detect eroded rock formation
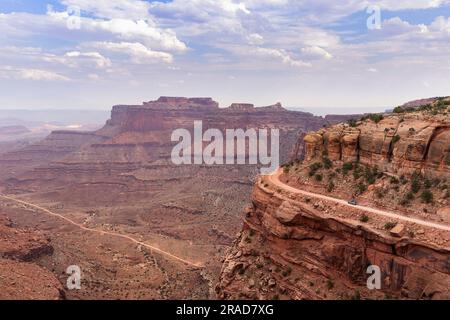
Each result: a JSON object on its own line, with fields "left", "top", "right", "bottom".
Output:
{"left": 303, "top": 105, "right": 450, "bottom": 178}
{"left": 216, "top": 179, "right": 450, "bottom": 300}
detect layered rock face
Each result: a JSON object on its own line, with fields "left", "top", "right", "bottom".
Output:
{"left": 303, "top": 109, "right": 450, "bottom": 178}
{"left": 216, "top": 180, "right": 450, "bottom": 300}
{"left": 0, "top": 215, "right": 63, "bottom": 300}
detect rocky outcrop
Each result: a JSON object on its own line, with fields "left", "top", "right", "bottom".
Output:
{"left": 216, "top": 180, "right": 450, "bottom": 300}
{"left": 303, "top": 108, "right": 450, "bottom": 178}
{"left": 0, "top": 216, "right": 63, "bottom": 300}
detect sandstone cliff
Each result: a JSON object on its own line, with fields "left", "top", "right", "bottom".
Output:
{"left": 216, "top": 173, "right": 450, "bottom": 300}
{"left": 303, "top": 99, "right": 450, "bottom": 178}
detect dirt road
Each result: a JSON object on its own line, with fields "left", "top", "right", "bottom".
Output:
{"left": 0, "top": 194, "right": 203, "bottom": 267}
{"left": 267, "top": 169, "right": 450, "bottom": 232}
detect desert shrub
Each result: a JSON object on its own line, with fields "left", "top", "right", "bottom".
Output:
{"left": 411, "top": 173, "right": 421, "bottom": 193}
{"left": 360, "top": 215, "right": 369, "bottom": 223}
{"left": 364, "top": 166, "right": 377, "bottom": 184}
{"left": 357, "top": 182, "right": 367, "bottom": 194}
{"left": 322, "top": 157, "right": 333, "bottom": 169}
{"left": 327, "top": 181, "right": 335, "bottom": 192}
{"left": 326, "top": 280, "right": 334, "bottom": 290}
{"left": 347, "top": 119, "right": 357, "bottom": 127}
{"left": 309, "top": 162, "right": 323, "bottom": 176}
{"left": 400, "top": 175, "right": 408, "bottom": 185}
{"left": 421, "top": 190, "right": 433, "bottom": 204}
{"left": 390, "top": 177, "right": 399, "bottom": 184}
{"left": 393, "top": 106, "right": 404, "bottom": 113}
{"left": 315, "top": 174, "right": 323, "bottom": 182}
{"left": 362, "top": 114, "right": 384, "bottom": 123}
{"left": 384, "top": 222, "right": 397, "bottom": 230}
{"left": 392, "top": 135, "right": 401, "bottom": 144}
{"left": 342, "top": 162, "right": 354, "bottom": 175}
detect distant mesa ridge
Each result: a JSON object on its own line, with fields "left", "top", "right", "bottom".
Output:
{"left": 113, "top": 97, "right": 289, "bottom": 112}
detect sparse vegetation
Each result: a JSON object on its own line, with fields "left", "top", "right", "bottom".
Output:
{"left": 411, "top": 173, "right": 421, "bottom": 194}
{"left": 322, "top": 157, "right": 333, "bottom": 169}
{"left": 392, "top": 135, "right": 401, "bottom": 144}
{"left": 342, "top": 162, "right": 354, "bottom": 175}
{"left": 326, "top": 279, "right": 334, "bottom": 290}
{"left": 360, "top": 215, "right": 369, "bottom": 223}
{"left": 356, "top": 182, "right": 367, "bottom": 194}
{"left": 361, "top": 114, "right": 384, "bottom": 124}
{"left": 327, "top": 181, "right": 335, "bottom": 193}
{"left": 390, "top": 177, "right": 399, "bottom": 184}
{"left": 420, "top": 190, "right": 433, "bottom": 204}
{"left": 315, "top": 174, "right": 323, "bottom": 182}
{"left": 384, "top": 222, "right": 397, "bottom": 230}
{"left": 309, "top": 162, "right": 323, "bottom": 177}
{"left": 347, "top": 119, "right": 357, "bottom": 127}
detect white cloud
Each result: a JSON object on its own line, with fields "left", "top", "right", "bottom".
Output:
{"left": 65, "top": 51, "right": 112, "bottom": 68}
{"left": 90, "top": 41, "right": 173, "bottom": 63}
{"left": 0, "top": 66, "right": 70, "bottom": 81}
{"left": 60, "top": 0, "right": 151, "bottom": 19}
{"left": 255, "top": 47, "right": 311, "bottom": 68}
{"left": 301, "top": 46, "right": 333, "bottom": 60}
{"left": 45, "top": 7, "right": 187, "bottom": 52}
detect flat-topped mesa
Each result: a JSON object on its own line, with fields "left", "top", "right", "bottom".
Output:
{"left": 303, "top": 99, "right": 450, "bottom": 178}
{"left": 144, "top": 96, "right": 219, "bottom": 109}
{"left": 227, "top": 103, "right": 255, "bottom": 111}
{"left": 226, "top": 102, "right": 287, "bottom": 112}
{"left": 259, "top": 102, "right": 286, "bottom": 111}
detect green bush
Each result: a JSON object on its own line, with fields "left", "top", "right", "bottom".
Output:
{"left": 411, "top": 173, "right": 421, "bottom": 193}
{"left": 420, "top": 190, "right": 433, "bottom": 204}
{"left": 362, "top": 114, "right": 384, "bottom": 124}
{"left": 393, "top": 106, "right": 404, "bottom": 113}
{"left": 384, "top": 222, "right": 397, "bottom": 230}
{"left": 360, "top": 215, "right": 369, "bottom": 223}
{"left": 390, "top": 177, "right": 399, "bottom": 184}
{"left": 347, "top": 119, "right": 357, "bottom": 127}
{"left": 342, "top": 162, "right": 354, "bottom": 175}
{"left": 357, "top": 182, "right": 367, "bottom": 194}
{"left": 326, "top": 280, "right": 334, "bottom": 290}
{"left": 309, "top": 162, "right": 323, "bottom": 177}
{"left": 327, "top": 181, "right": 335, "bottom": 192}
{"left": 322, "top": 157, "right": 333, "bottom": 169}
{"left": 392, "top": 135, "right": 401, "bottom": 144}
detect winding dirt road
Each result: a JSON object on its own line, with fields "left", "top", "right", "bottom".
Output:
{"left": 0, "top": 194, "right": 203, "bottom": 268}
{"left": 268, "top": 169, "right": 450, "bottom": 232}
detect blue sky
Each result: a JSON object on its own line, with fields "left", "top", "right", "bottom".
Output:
{"left": 0, "top": 0, "right": 449, "bottom": 114}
